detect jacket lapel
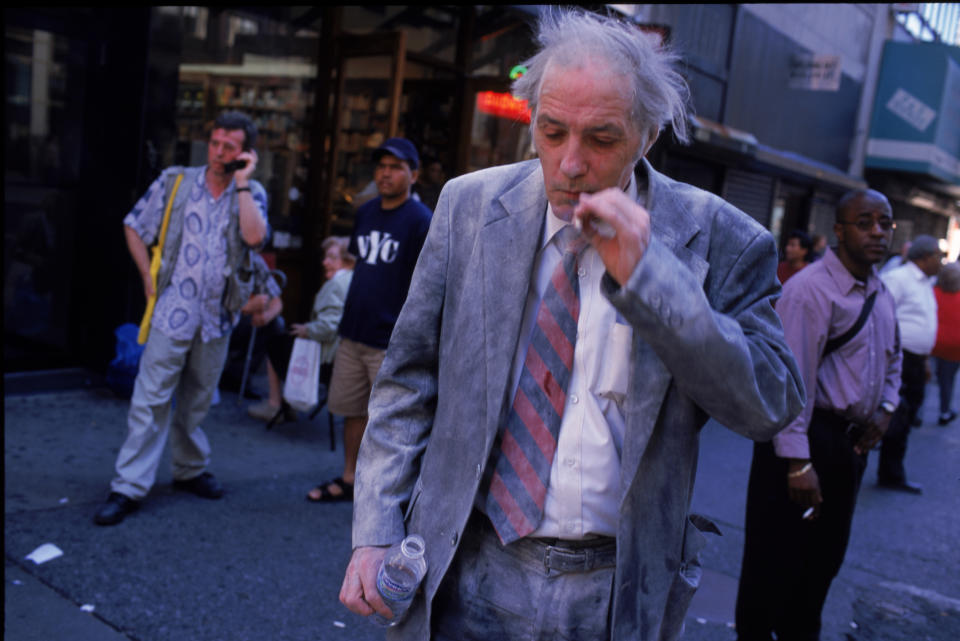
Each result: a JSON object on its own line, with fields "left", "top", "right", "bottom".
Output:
{"left": 481, "top": 163, "right": 547, "bottom": 444}
{"left": 620, "top": 160, "right": 708, "bottom": 496}
{"left": 643, "top": 159, "right": 707, "bottom": 285}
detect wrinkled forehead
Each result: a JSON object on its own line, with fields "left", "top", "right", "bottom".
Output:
{"left": 538, "top": 55, "right": 643, "bottom": 138}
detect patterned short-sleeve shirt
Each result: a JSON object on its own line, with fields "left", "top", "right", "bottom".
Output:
{"left": 124, "top": 166, "right": 268, "bottom": 342}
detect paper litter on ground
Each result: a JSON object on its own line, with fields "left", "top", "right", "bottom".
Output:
{"left": 25, "top": 543, "right": 63, "bottom": 564}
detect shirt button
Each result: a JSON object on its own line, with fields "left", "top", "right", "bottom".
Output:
{"left": 564, "top": 457, "right": 576, "bottom": 468}
{"left": 578, "top": 267, "right": 587, "bottom": 277}
{"left": 570, "top": 394, "right": 579, "bottom": 404}
{"left": 450, "top": 531, "right": 458, "bottom": 546}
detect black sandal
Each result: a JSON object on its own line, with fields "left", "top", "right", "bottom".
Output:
{"left": 306, "top": 477, "right": 354, "bottom": 503}
{"left": 266, "top": 402, "right": 297, "bottom": 431}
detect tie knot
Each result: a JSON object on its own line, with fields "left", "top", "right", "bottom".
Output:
{"left": 557, "top": 225, "right": 588, "bottom": 256}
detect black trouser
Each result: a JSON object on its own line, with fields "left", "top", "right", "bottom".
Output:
{"left": 735, "top": 409, "right": 867, "bottom": 641}
{"left": 220, "top": 315, "right": 286, "bottom": 391}
{"left": 878, "top": 350, "right": 926, "bottom": 483}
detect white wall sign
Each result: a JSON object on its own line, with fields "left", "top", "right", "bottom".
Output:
{"left": 885, "top": 88, "right": 937, "bottom": 132}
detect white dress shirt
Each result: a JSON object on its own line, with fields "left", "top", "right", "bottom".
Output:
{"left": 881, "top": 260, "right": 937, "bottom": 355}
{"left": 503, "top": 176, "right": 639, "bottom": 540}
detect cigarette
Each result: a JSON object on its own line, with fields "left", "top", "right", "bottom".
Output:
{"left": 802, "top": 507, "right": 815, "bottom": 520}
{"left": 590, "top": 218, "right": 617, "bottom": 239}
{"left": 574, "top": 215, "right": 616, "bottom": 239}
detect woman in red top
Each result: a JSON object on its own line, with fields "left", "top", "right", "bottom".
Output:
{"left": 777, "top": 230, "right": 813, "bottom": 284}
{"left": 932, "top": 261, "right": 960, "bottom": 426}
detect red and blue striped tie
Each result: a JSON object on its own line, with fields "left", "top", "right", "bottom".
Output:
{"left": 483, "top": 226, "right": 587, "bottom": 544}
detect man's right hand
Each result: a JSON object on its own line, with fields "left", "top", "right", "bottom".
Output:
{"left": 786, "top": 459, "right": 822, "bottom": 520}
{"left": 339, "top": 545, "right": 392, "bottom": 619}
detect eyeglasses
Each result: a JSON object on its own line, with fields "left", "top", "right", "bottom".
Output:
{"left": 839, "top": 218, "right": 896, "bottom": 232}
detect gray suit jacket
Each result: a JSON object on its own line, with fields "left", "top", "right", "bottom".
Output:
{"left": 353, "top": 159, "right": 805, "bottom": 640}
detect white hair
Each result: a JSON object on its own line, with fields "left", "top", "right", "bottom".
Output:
{"left": 512, "top": 8, "right": 691, "bottom": 144}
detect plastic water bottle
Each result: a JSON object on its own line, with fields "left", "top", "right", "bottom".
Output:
{"left": 373, "top": 534, "right": 427, "bottom": 627}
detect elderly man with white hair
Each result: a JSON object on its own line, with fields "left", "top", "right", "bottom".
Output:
{"left": 338, "top": 8, "right": 804, "bottom": 640}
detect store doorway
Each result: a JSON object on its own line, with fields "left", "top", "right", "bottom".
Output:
{"left": 324, "top": 31, "right": 406, "bottom": 235}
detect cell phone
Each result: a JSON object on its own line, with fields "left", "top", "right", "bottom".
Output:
{"left": 224, "top": 159, "right": 248, "bottom": 172}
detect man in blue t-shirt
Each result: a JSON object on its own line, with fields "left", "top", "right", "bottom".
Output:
{"left": 312, "top": 137, "right": 432, "bottom": 502}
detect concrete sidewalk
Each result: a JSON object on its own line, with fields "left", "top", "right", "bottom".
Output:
{"left": 5, "top": 371, "right": 960, "bottom": 640}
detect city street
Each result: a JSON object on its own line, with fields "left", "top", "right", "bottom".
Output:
{"left": 5, "top": 369, "right": 959, "bottom": 641}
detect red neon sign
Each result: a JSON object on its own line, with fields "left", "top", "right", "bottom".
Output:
{"left": 476, "top": 91, "right": 531, "bottom": 124}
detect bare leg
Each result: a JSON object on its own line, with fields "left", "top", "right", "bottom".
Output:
{"left": 307, "top": 414, "right": 366, "bottom": 501}
{"left": 266, "top": 360, "right": 282, "bottom": 407}
{"left": 341, "top": 415, "right": 368, "bottom": 485}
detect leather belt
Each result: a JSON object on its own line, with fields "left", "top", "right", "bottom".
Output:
{"left": 514, "top": 535, "right": 616, "bottom": 573}
{"left": 471, "top": 509, "right": 617, "bottom": 573}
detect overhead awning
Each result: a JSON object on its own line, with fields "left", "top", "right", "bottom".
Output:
{"left": 686, "top": 115, "right": 866, "bottom": 191}
{"left": 754, "top": 145, "right": 867, "bottom": 191}
{"left": 689, "top": 115, "right": 757, "bottom": 155}
{"left": 865, "top": 41, "right": 960, "bottom": 187}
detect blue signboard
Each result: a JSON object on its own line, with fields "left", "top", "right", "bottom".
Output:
{"left": 865, "top": 41, "right": 960, "bottom": 186}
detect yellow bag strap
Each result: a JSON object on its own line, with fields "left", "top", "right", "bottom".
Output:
{"left": 138, "top": 173, "right": 184, "bottom": 344}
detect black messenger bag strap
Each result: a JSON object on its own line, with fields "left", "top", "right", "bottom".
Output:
{"left": 823, "top": 290, "right": 878, "bottom": 358}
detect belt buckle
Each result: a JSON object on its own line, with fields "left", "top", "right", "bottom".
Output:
{"left": 544, "top": 545, "right": 569, "bottom": 571}
{"left": 543, "top": 545, "right": 589, "bottom": 573}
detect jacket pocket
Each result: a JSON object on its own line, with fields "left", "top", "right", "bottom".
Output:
{"left": 659, "top": 514, "right": 721, "bottom": 640}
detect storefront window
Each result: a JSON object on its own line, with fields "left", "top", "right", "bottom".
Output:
{"left": 4, "top": 25, "right": 86, "bottom": 357}
{"left": 469, "top": 92, "right": 533, "bottom": 173}
{"left": 466, "top": 8, "right": 536, "bottom": 173}
{"left": 160, "top": 7, "right": 320, "bottom": 251}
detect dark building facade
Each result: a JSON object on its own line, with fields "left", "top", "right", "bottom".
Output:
{"left": 6, "top": 5, "right": 957, "bottom": 380}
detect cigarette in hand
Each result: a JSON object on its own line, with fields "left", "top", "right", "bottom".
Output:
{"left": 574, "top": 215, "right": 616, "bottom": 239}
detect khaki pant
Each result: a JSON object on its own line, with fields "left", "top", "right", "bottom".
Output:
{"left": 110, "top": 328, "right": 230, "bottom": 500}
{"left": 326, "top": 337, "right": 386, "bottom": 417}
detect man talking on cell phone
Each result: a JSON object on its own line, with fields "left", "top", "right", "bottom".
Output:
{"left": 94, "top": 110, "right": 269, "bottom": 526}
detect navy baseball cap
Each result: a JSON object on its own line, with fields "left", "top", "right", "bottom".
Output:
{"left": 373, "top": 137, "right": 419, "bottom": 170}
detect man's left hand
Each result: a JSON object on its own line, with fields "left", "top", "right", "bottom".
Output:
{"left": 854, "top": 408, "right": 892, "bottom": 455}
{"left": 234, "top": 149, "right": 258, "bottom": 184}
{"left": 573, "top": 189, "right": 651, "bottom": 286}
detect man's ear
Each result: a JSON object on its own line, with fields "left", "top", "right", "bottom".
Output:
{"left": 833, "top": 223, "right": 845, "bottom": 246}
{"left": 642, "top": 127, "right": 660, "bottom": 157}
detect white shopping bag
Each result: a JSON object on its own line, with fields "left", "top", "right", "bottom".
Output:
{"left": 283, "top": 338, "right": 321, "bottom": 413}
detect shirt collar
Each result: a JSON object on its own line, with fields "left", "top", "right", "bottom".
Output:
{"left": 822, "top": 247, "right": 880, "bottom": 295}
{"left": 543, "top": 172, "right": 638, "bottom": 249}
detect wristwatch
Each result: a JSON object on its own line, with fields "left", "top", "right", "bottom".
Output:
{"left": 880, "top": 400, "right": 897, "bottom": 414}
